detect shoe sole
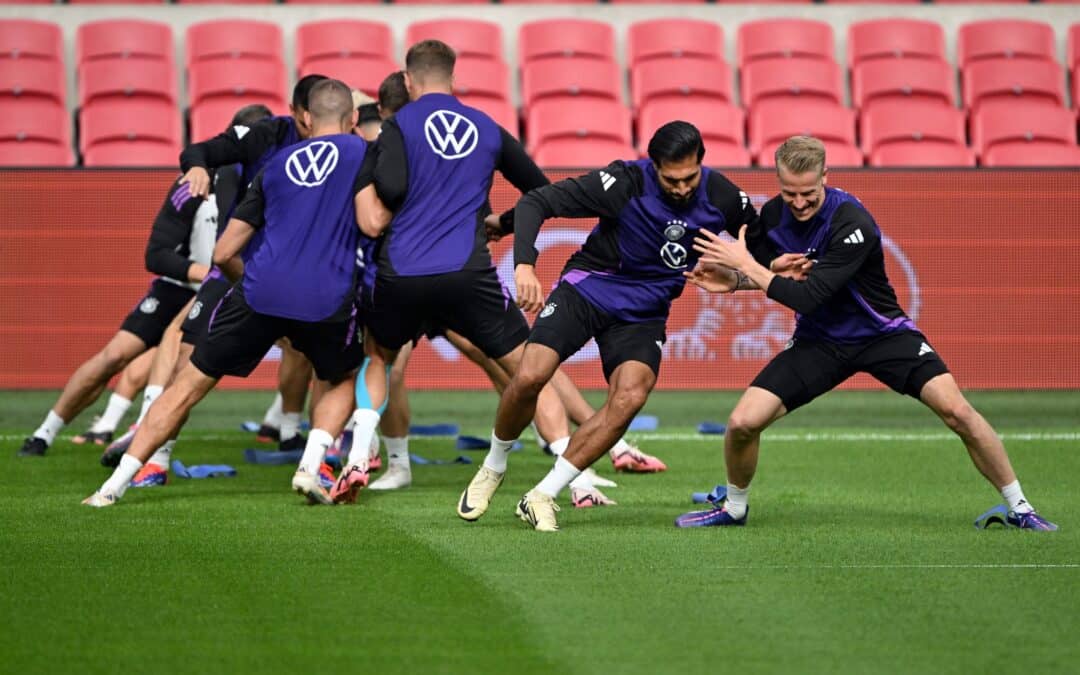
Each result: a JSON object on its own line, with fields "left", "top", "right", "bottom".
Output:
{"left": 331, "top": 474, "right": 368, "bottom": 504}
{"left": 515, "top": 502, "right": 557, "bottom": 532}
{"left": 293, "top": 481, "right": 333, "bottom": 506}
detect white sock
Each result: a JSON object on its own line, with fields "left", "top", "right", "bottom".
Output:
{"left": 102, "top": 454, "right": 143, "bottom": 498}
{"left": 91, "top": 394, "right": 131, "bottom": 433}
{"left": 33, "top": 410, "right": 66, "bottom": 446}
{"left": 279, "top": 411, "right": 301, "bottom": 442}
{"left": 724, "top": 484, "right": 750, "bottom": 519}
{"left": 1001, "top": 480, "right": 1034, "bottom": 514}
{"left": 347, "top": 409, "right": 381, "bottom": 469}
{"left": 263, "top": 392, "right": 284, "bottom": 426}
{"left": 536, "top": 456, "right": 581, "bottom": 499}
{"left": 483, "top": 431, "right": 516, "bottom": 473}
{"left": 383, "top": 436, "right": 410, "bottom": 471}
{"left": 137, "top": 385, "right": 164, "bottom": 424}
{"left": 548, "top": 436, "right": 570, "bottom": 457}
{"left": 299, "top": 429, "right": 334, "bottom": 475}
{"left": 610, "top": 437, "right": 631, "bottom": 456}
{"left": 147, "top": 440, "right": 175, "bottom": 468}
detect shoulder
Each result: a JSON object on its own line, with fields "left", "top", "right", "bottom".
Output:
{"left": 704, "top": 170, "right": 749, "bottom": 209}
{"left": 758, "top": 195, "right": 786, "bottom": 226}
{"left": 831, "top": 196, "right": 877, "bottom": 233}
{"left": 572, "top": 160, "right": 643, "bottom": 203}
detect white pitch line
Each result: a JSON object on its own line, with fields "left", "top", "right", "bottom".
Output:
{"left": 703, "top": 564, "right": 1079, "bottom": 570}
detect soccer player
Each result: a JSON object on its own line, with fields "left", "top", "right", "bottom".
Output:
{"left": 84, "top": 79, "right": 371, "bottom": 507}
{"left": 675, "top": 135, "right": 1057, "bottom": 531}
{"left": 455, "top": 121, "right": 758, "bottom": 531}
{"left": 71, "top": 348, "right": 153, "bottom": 445}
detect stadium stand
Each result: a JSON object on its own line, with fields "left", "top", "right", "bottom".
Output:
{"left": 452, "top": 57, "right": 511, "bottom": 103}
{"left": 631, "top": 58, "right": 733, "bottom": 111}
{"left": 78, "top": 58, "right": 176, "bottom": 107}
{"left": 627, "top": 19, "right": 723, "bottom": 66}
{"left": 957, "top": 19, "right": 1056, "bottom": 67}
{"left": 851, "top": 58, "right": 956, "bottom": 111}
{"left": 519, "top": 19, "right": 615, "bottom": 65}
{"left": 526, "top": 98, "right": 632, "bottom": 155}
{"left": 186, "top": 19, "right": 283, "bottom": 67}
{"left": 295, "top": 20, "right": 394, "bottom": 68}
{"left": 982, "top": 143, "right": 1080, "bottom": 167}
{"left": 79, "top": 99, "right": 181, "bottom": 162}
{"left": 859, "top": 99, "right": 967, "bottom": 155}
{"left": 869, "top": 142, "right": 976, "bottom": 167}
{"left": 749, "top": 98, "right": 859, "bottom": 163}
{"left": 459, "top": 96, "right": 518, "bottom": 136}
{"left": 76, "top": 20, "right": 173, "bottom": 65}
{"left": 522, "top": 58, "right": 621, "bottom": 110}
{"left": 0, "top": 98, "right": 73, "bottom": 167}
{"left": 740, "top": 57, "right": 844, "bottom": 108}
{"left": 533, "top": 139, "right": 638, "bottom": 169}
{"left": 847, "top": 19, "right": 946, "bottom": 65}
{"left": 406, "top": 19, "right": 502, "bottom": 61}
{"left": 637, "top": 99, "right": 748, "bottom": 166}
{"left": 0, "top": 58, "right": 65, "bottom": 105}
{"left": 969, "top": 99, "right": 1077, "bottom": 157}
{"left": 0, "top": 19, "right": 62, "bottom": 62}
{"left": 737, "top": 19, "right": 835, "bottom": 66}
{"left": 298, "top": 56, "right": 399, "bottom": 97}
{"left": 961, "top": 59, "right": 1066, "bottom": 112}
{"left": 188, "top": 58, "right": 286, "bottom": 108}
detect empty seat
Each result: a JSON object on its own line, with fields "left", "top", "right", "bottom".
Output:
{"left": 453, "top": 58, "right": 510, "bottom": 102}
{"left": 970, "top": 100, "right": 1076, "bottom": 156}
{"left": 406, "top": 20, "right": 502, "bottom": 62}
{"left": 740, "top": 57, "right": 843, "bottom": 108}
{"left": 1, "top": 99, "right": 70, "bottom": 148}
{"left": 297, "top": 57, "right": 399, "bottom": 98}
{"left": 0, "top": 59, "right": 65, "bottom": 104}
{"left": 870, "top": 142, "right": 976, "bottom": 167}
{"left": 519, "top": 19, "right": 615, "bottom": 66}
{"left": 286, "top": 0, "right": 382, "bottom": 4}
{"left": 852, "top": 59, "right": 954, "bottom": 111}
{"left": 501, "top": 0, "right": 594, "bottom": 4}
{"left": 522, "top": 58, "right": 621, "bottom": 110}
{"left": 78, "top": 59, "right": 176, "bottom": 107}
{"left": 68, "top": 0, "right": 163, "bottom": 4}
{"left": 178, "top": 0, "right": 273, "bottom": 3}
{"left": 0, "top": 141, "right": 73, "bottom": 166}
{"left": 188, "top": 58, "right": 286, "bottom": 108}
{"left": 458, "top": 96, "right": 518, "bottom": 136}
{"left": 534, "top": 139, "right": 637, "bottom": 169}
{"left": 631, "top": 58, "right": 732, "bottom": 110}
{"left": 1069, "top": 23, "right": 1080, "bottom": 73}
{"left": 981, "top": 143, "right": 1080, "bottom": 167}
{"left": 76, "top": 20, "right": 172, "bottom": 65}
{"left": 83, "top": 141, "right": 180, "bottom": 167}
{"left": 186, "top": 20, "right": 283, "bottom": 68}
{"left": 79, "top": 98, "right": 180, "bottom": 155}
{"left": 296, "top": 20, "right": 393, "bottom": 69}
{"left": 0, "top": 19, "right": 62, "bottom": 61}
{"left": 637, "top": 99, "right": 748, "bottom": 166}
{"left": 847, "top": 19, "right": 946, "bottom": 67}
{"left": 190, "top": 99, "right": 281, "bottom": 143}
{"left": 525, "top": 98, "right": 631, "bottom": 154}
{"left": 757, "top": 141, "right": 863, "bottom": 167}
{"left": 957, "top": 20, "right": 1056, "bottom": 68}
{"left": 610, "top": 0, "right": 709, "bottom": 4}
{"left": 859, "top": 100, "right": 966, "bottom": 154}
{"left": 627, "top": 19, "right": 723, "bottom": 66}
{"left": 748, "top": 98, "right": 856, "bottom": 158}
{"left": 962, "top": 59, "right": 1065, "bottom": 112}
{"left": 737, "top": 19, "right": 834, "bottom": 66}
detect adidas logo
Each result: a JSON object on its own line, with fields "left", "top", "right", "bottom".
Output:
{"left": 655, "top": 340, "right": 663, "bottom": 350}
{"left": 918, "top": 342, "right": 933, "bottom": 356}
{"left": 599, "top": 171, "right": 616, "bottom": 192}
{"left": 843, "top": 229, "right": 865, "bottom": 245}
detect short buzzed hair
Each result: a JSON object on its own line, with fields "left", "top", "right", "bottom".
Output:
{"left": 378, "top": 71, "right": 409, "bottom": 116}
{"left": 307, "top": 79, "right": 355, "bottom": 126}
{"left": 405, "top": 40, "right": 456, "bottom": 83}
{"left": 775, "top": 136, "right": 826, "bottom": 176}
{"left": 293, "top": 74, "right": 328, "bottom": 110}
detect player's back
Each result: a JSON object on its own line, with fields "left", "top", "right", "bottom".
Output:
{"left": 382, "top": 93, "right": 502, "bottom": 277}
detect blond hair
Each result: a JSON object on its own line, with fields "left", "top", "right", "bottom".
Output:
{"left": 775, "top": 136, "right": 826, "bottom": 176}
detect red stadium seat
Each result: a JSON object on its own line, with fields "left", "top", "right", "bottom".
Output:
{"left": 1, "top": 99, "right": 70, "bottom": 147}
{"left": 970, "top": 100, "right": 1076, "bottom": 156}
{"left": 186, "top": 20, "right": 283, "bottom": 68}
{"left": 83, "top": 141, "right": 180, "bottom": 167}
{"left": 847, "top": 19, "right": 946, "bottom": 67}
{"left": 79, "top": 98, "right": 181, "bottom": 155}
{"left": 76, "top": 20, "right": 172, "bottom": 65}
{"left": 631, "top": 58, "right": 733, "bottom": 110}
{"left": 78, "top": 58, "right": 177, "bottom": 107}
{"left": 406, "top": 20, "right": 502, "bottom": 62}
{"left": 519, "top": 19, "right": 615, "bottom": 66}
{"left": 534, "top": 139, "right": 637, "bottom": 169}
{"left": 501, "top": 0, "right": 593, "bottom": 4}
{"left": 870, "top": 142, "right": 976, "bottom": 167}
{"left": 957, "top": 20, "right": 1056, "bottom": 68}
{"left": 297, "top": 57, "right": 399, "bottom": 99}
{"left": 525, "top": 98, "right": 631, "bottom": 154}
{"left": 1069, "top": 23, "right": 1080, "bottom": 73}
{"left": 522, "top": 58, "right": 621, "bottom": 110}
{"left": 180, "top": 0, "right": 272, "bottom": 3}
{"left": 610, "top": 0, "right": 708, "bottom": 4}
{"left": 458, "top": 96, "right": 518, "bottom": 136}
{"left": 981, "top": 142, "right": 1080, "bottom": 167}
{"left": 189, "top": 98, "right": 283, "bottom": 143}
{"left": 756, "top": 140, "right": 863, "bottom": 167}
{"left": 0, "top": 0, "right": 54, "bottom": 4}
{"left": 0, "top": 141, "right": 73, "bottom": 166}
{"left": 737, "top": 19, "right": 834, "bottom": 67}
{"left": 748, "top": 98, "right": 856, "bottom": 158}
{"left": 962, "top": 59, "right": 1065, "bottom": 113}
{"left": 637, "top": 99, "right": 748, "bottom": 166}
{"left": 627, "top": 19, "right": 723, "bottom": 66}
{"left": 396, "top": 0, "right": 490, "bottom": 4}
{"left": 296, "top": 21, "right": 393, "bottom": 69}
{"left": 0, "top": 58, "right": 65, "bottom": 104}
{"left": 0, "top": 19, "right": 63, "bottom": 61}
{"left": 828, "top": 0, "right": 921, "bottom": 4}
{"left": 851, "top": 59, "right": 955, "bottom": 111}
{"left": 68, "top": 0, "right": 163, "bottom": 4}
{"left": 740, "top": 57, "right": 843, "bottom": 108}
{"left": 188, "top": 58, "right": 287, "bottom": 108}
{"left": 453, "top": 58, "right": 510, "bottom": 103}
{"left": 286, "top": 0, "right": 382, "bottom": 4}
{"left": 858, "top": 100, "right": 966, "bottom": 154}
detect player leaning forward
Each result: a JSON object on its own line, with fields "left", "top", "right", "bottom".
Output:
{"left": 675, "top": 135, "right": 1056, "bottom": 531}
{"left": 84, "top": 80, "right": 371, "bottom": 507}
{"left": 458, "top": 121, "right": 760, "bottom": 531}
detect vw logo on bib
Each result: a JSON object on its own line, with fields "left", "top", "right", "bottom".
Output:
{"left": 660, "top": 242, "right": 688, "bottom": 269}
{"left": 424, "top": 110, "right": 479, "bottom": 160}
{"left": 285, "top": 141, "right": 339, "bottom": 187}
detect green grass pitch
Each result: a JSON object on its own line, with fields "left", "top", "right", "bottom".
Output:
{"left": 1, "top": 389, "right": 1077, "bottom": 674}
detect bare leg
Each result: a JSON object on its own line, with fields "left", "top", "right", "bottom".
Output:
{"left": 549, "top": 368, "right": 596, "bottom": 427}
{"left": 724, "top": 386, "right": 787, "bottom": 489}
{"left": 52, "top": 330, "right": 147, "bottom": 422}
{"left": 562, "top": 362, "right": 656, "bottom": 471}
{"left": 380, "top": 341, "right": 412, "bottom": 438}
{"left": 310, "top": 377, "right": 354, "bottom": 440}
{"left": 445, "top": 329, "right": 510, "bottom": 393}
{"left": 126, "top": 363, "right": 219, "bottom": 465}
{"left": 147, "top": 303, "right": 189, "bottom": 389}
{"left": 115, "top": 348, "right": 154, "bottom": 401}
{"left": 492, "top": 343, "right": 562, "bottom": 441}
{"left": 278, "top": 341, "right": 312, "bottom": 417}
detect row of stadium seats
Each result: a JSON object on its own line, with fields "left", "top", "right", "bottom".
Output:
{"left": 3, "top": 17, "right": 1079, "bottom": 166}
{"left": 3, "top": 0, "right": 1079, "bottom": 4}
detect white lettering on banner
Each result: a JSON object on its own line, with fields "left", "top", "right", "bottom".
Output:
{"left": 285, "top": 142, "right": 339, "bottom": 187}
{"left": 424, "top": 110, "right": 479, "bottom": 160}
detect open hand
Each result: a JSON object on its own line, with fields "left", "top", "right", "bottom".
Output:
{"left": 179, "top": 167, "right": 211, "bottom": 198}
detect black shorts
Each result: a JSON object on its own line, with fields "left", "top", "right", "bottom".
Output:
{"left": 528, "top": 282, "right": 666, "bottom": 381}
{"left": 119, "top": 279, "right": 196, "bottom": 348}
{"left": 367, "top": 269, "right": 528, "bottom": 359}
{"left": 191, "top": 285, "right": 363, "bottom": 383}
{"left": 751, "top": 330, "right": 950, "bottom": 412}
{"left": 180, "top": 276, "right": 232, "bottom": 345}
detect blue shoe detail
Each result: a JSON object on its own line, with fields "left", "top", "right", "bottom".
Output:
{"left": 1006, "top": 511, "right": 1058, "bottom": 531}
{"left": 674, "top": 504, "right": 747, "bottom": 528}
{"left": 131, "top": 468, "right": 167, "bottom": 488}
{"left": 974, "top": 504, "right": 1009, "bottom": 529}
{"left": 691, "top": 484, "right": 728, "bottom": 505}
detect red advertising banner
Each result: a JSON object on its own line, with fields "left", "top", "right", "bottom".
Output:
{"left": 1, "top": 169, "right": 1077, "bottom": 390}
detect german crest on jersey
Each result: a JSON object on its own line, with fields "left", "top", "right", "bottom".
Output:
{"left": 664, "top": 219, "right": 687, "bottom": 242}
